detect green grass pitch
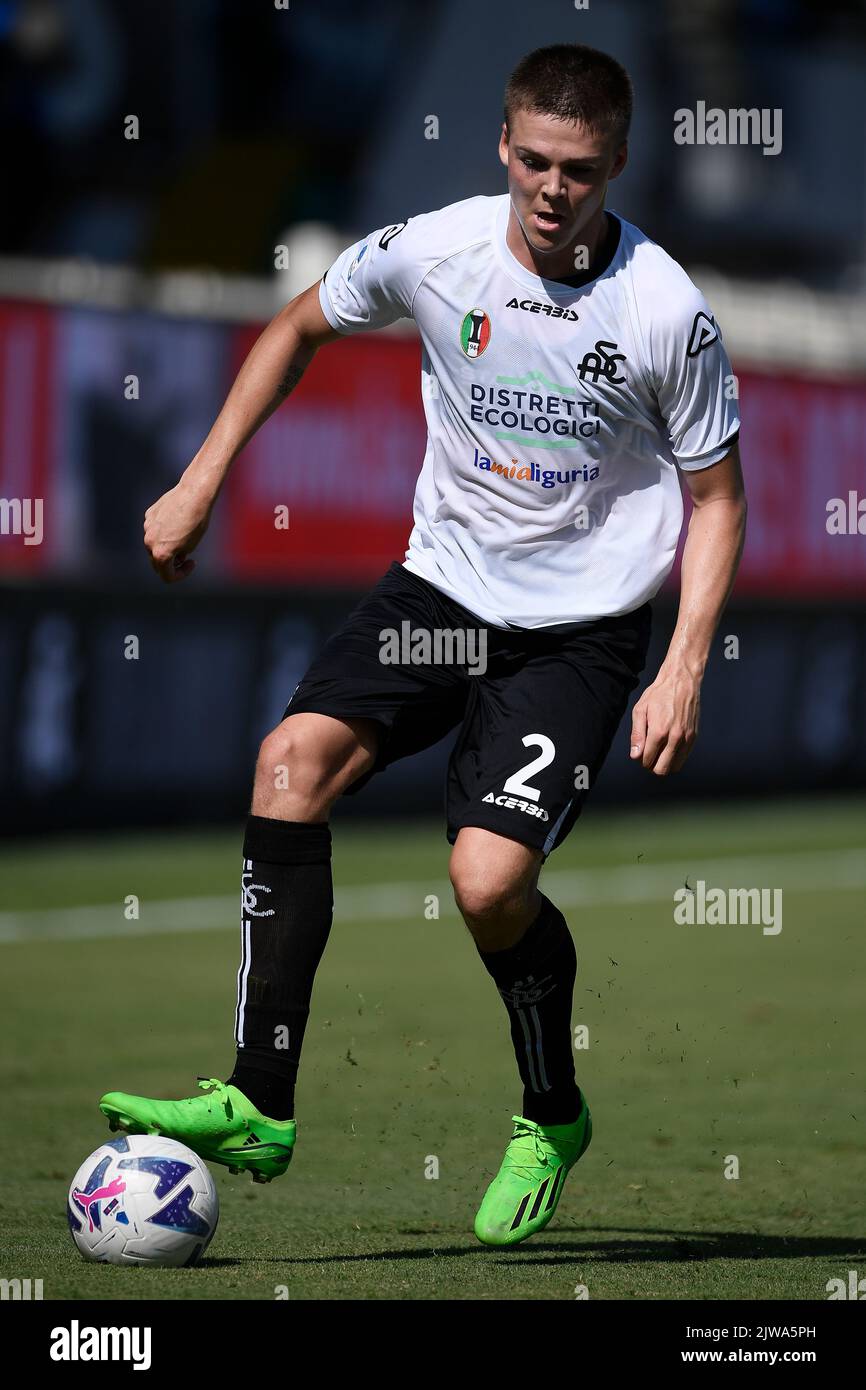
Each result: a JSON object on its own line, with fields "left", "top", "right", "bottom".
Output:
{"left": 1, "top": 797, "right": 864, "bottom": 1300}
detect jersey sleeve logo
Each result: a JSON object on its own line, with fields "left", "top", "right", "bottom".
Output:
{"left": 378, "top": 222, "right": 407, "bottom": 250}
{"left": 687, "top": 311, "right": 719, "bottom": 356}
{"left": 347, "top": 244, "right": 367, "bottom": 281}
{"left": 460, "top": 308, "right": 492, "bottom": 358}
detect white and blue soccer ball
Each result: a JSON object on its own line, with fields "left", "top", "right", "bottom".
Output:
{"left": 67, "top": 1134, "right": 219, "bottom": 1266}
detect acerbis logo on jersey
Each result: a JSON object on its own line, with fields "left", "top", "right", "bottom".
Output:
{"left": 482, "top": 791, "right": 549, "bottom": 822}
{"left": 349, "top": 221, "right": 406, "bottom": 283}
{"left": 378, "top": 222, "right": 407, "bottom": 250}
{"left": 506, "top": 297, "right": 579, "bottom": 323}
{"left": 460, "top": 308, "right": 491, "bottom": 358}
{"left": 687, "top": 311, "right": 719, "bottom": 356}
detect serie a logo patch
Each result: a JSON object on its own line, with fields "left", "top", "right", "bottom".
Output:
{"left": 460, "top": 308, "right": 491, "bottom": 358}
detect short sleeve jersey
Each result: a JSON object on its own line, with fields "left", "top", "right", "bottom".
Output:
{"left": 318, "top": 194, "right": 740, "bottom": 629}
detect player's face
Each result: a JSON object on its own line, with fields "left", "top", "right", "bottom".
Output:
{"left": 499, "top": 109, "right": 626, "bottom": 260}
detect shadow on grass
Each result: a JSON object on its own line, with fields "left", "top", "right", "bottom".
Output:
{"left": 255, "top": 1227, "right": 866, "bottom": 1266}
{"left": 491, "top": 1227, "right": 866, "bottom": 1266}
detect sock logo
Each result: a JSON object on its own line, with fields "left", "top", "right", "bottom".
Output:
{"left": 242, "top": 870, "right": 275, "bottom": 918}
{"left": 498, "top": 972, "right": 555, "bottom": 1007}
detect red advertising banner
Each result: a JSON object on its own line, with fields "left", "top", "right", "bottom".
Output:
{"left": 222, "top": 329, "right": 426, "bottom": 582}
{"left": 732, "top": 368, "right": 866, "bottom": 596}
{"left": 0, "top": 303, "right": 56, "bottom": 573}
{"left": 0, "top": 302, "right": 863, "bottom": 597}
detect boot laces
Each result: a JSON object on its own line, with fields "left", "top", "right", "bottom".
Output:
{"left": 503, "top": 1119, "right": 552, "bottom": 1180}
{"left": 193, "top": 1076, "right": 233, "bottom": 1117}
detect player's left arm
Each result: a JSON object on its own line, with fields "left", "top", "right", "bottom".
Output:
{"left": 629, "top": 441, "right": 747, "bottom": 776}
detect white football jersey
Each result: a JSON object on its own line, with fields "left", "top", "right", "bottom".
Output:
{"left": 318, "top": 194, "right": 740, "bottom": 629}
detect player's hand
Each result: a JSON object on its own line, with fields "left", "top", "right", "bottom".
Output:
{"left": 629, "top": 662, "right": 701, "bottom": 776}
{"left": 143, "top": 481, "right": 212, "bottom": 584}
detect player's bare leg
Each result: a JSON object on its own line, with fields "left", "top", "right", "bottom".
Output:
{"left": 449, "top": 825, "right": 543, "bottom": 950}
{"left": 252, "top": 712, "right": 379, "bottom": 822}
{"left": 451, "top": 826, "right": 592, "bottom": 1245}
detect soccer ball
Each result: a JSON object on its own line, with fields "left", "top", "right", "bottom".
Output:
{"left": 67, "top": 1134, "right": 219, "bottom": 1266}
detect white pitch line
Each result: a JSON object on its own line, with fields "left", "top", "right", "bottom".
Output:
{"left": 0, "top": 847, "right": 863, "bottom": 944}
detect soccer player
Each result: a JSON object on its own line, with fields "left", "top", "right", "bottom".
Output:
{"left": 101, "top": 44, "right": 746, "bottom": 1247}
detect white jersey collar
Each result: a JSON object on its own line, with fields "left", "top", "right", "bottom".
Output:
{"left": 492, "top": 194, "right": 624, "bottom": 299}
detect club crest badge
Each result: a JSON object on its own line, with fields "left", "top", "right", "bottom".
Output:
{"left": 460, "top": 308, "right": 491, "bottom": 358}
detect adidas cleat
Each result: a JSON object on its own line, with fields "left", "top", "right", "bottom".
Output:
{"left": 99, "top": 1077, "right": 295, "bottom": 1183}
{"left": 474, "top": 1096, "right": 592, "bottom": 1247}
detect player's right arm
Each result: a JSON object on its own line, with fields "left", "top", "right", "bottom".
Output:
{"left": 143, "top": 281, "right": 341, "bottom": 583}
{"left": 145, "top": 214, "right": 423, "bottom": 582}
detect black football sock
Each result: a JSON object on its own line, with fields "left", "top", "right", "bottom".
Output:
{"left": 476, "top": 893, "right": 581, "bottom": 1126}
{"left": 226, "top": 1064, "right": 296, "bottom": 1123}
{"left": 226, "top": 814, "right": 333, "bottom": 1121}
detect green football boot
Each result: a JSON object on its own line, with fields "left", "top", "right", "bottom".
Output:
{"left": 474, "top": 1096, "right": 592, "bottom": 1247}
{"left": 98, "top": 1077, "right": 295, "bottom": 1183}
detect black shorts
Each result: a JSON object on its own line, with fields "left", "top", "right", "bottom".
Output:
{"left": 285, "top": 562, "right": 652, "bottom": 857}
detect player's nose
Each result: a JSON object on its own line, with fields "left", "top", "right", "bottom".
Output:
{"left": 541, "top": 171, "right": 566, "bottom": 199}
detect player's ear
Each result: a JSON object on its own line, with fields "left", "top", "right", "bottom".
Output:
{"left": 498, "top": 122, "right": 510, "bottom": 168}
{"left": 608, "top": 141, "right": 628, "bottom": 180}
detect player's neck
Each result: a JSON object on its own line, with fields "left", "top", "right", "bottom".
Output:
{"left": 506, "top": 204, "right": 611, "bottom": 284}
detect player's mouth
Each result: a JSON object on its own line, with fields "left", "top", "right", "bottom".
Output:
{"left": 533, "top": 209, "right": 567, "bottom": 234}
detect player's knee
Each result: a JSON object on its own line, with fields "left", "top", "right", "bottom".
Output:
{"left": 449, "top": 861, "right": 527, "bottom": 925}
{"left": 253, "top": 714, "right": 376, "bottom": 814}
{"left": 254, "top": 718, "right": 333, "bottom": 808}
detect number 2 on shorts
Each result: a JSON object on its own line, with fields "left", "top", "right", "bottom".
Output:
{"left": 502, "top": 734, "right": 555, "bottom": 802}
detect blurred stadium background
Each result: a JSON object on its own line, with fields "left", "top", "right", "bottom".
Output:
{"left": 0, "top": 0, "right": 864, "bottom": 836}
{"left": 1, "top": 0, "right": 866, "bottom": 834}
{"left": 1, "top": 0, "right": 865, "bottom": 1302}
